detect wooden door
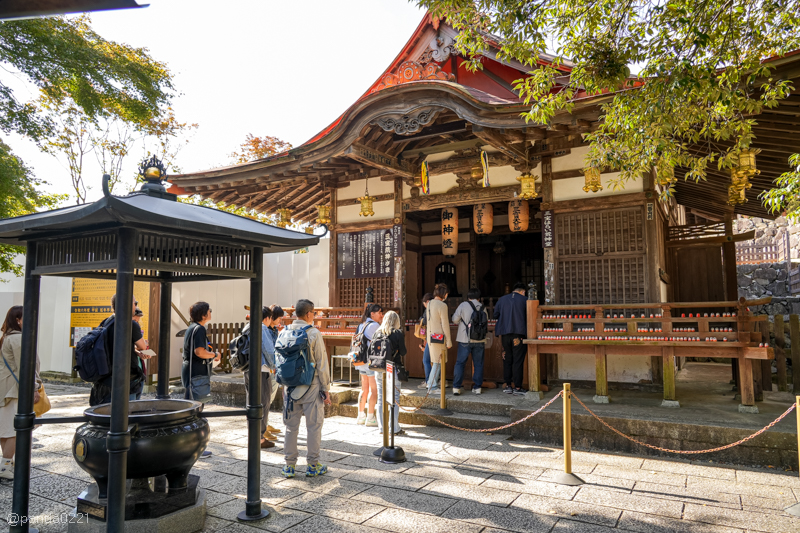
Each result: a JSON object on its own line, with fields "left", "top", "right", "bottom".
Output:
{"left": 671, "top": 246, "right": 725, "bottom": 303}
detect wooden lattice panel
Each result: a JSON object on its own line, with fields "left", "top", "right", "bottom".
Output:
{"left": 338, "top": 277, "right": 394, "bottom": 308}
{"left": 555, "top": 207, "right": 647, "bottom": 305}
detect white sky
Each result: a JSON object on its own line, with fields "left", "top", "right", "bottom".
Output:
{"left": 6, "top": 0, "right": 426, "bottom": 202}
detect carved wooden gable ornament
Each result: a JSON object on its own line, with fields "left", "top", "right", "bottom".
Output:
{"left": 372, "top": 60, "right": 455, "bottom": 93}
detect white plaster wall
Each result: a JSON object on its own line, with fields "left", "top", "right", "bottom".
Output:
{"left": 558, "top": 354, "right": 652, "bottom": 383}
{"left": 337, "top": 202, "right": 394, "bottom": 224}
{"left": 337, "top": 178, "right": 395, "bottom": 200}
{"left": 552, "top": 145, "right": 591, "bottom": 172}
{"left": 553, "top": 173, "right": 643, "bottom": 202}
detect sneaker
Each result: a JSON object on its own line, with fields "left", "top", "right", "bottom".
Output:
{"left": 260, "top": 438, "right": 275, "bottom": 449}
{"left": 306, "top": 463, "right": 328, "bottom": 477}
{"left": 365, "top": 414, "right": 378, "bottom": 427}
{"left": 267, "top": 425, "right": 281, "bottom": 434}
{"left": 513, "top": 388, "right": 527, "bottom": 396}
{"left": 263, "top": 431, "right": 278, "bottom": 441}
{"left": 393, "top": 429, "right": 405, "bottom": 436}
{"left": 452, "top": 388, "right": 462, "bottom": 396}
{"left": 0, "top": 459, "right": 12, "bottom": 480}
{"left": 503, "top": 385, "right": 513, "bottom": 394}
{"left": 356, "top": 412, "right": 367, "bottom": 425}
{"left": 472, "top": 387, "right": 482, "bottom": 395}
{"left": 417, "top": 381, "right": 429, "bottom": 389}
{"left": 281, "top": 465, "right": 296, "bottom": 478}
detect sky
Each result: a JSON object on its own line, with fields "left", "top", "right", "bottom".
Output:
{"left": 6, "top": 0, "right": 426, "bottom": 202}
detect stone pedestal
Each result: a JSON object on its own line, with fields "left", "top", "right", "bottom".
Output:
{"left": 525, "top": 391, "right": 544, "bottom": 401}
{"left": 738, "top": 404, "right": 759, "bottom": 414}
{"left": 661, "top": 400, "right": 680, "bottom": 408}
{"left": 593, "top": 395, "right": 610, "bottom": 404}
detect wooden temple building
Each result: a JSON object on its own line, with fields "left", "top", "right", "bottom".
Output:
{"left": 168, "top": 14, "right": 800, "bottom": 409}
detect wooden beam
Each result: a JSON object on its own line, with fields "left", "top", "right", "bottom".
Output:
{"left": 342, "top": 143, "right": 414, "bottom": 178}
{"left": 399, "top": 139, "right": 483, "bottom": 159}
{"left": 391, "top": 121, "right": 468, "bottom": 142}
{"left": 472, "top": 125, "right": 527, "bottom": 162}
{"left": 336, "top": 193, "right": 394, "bottom": 207}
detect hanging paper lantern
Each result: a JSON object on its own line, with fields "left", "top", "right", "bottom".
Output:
{"left": 583, "top": 167, "right": 602, "bottom": 193}
{"left": 276, "top": 208, "right": 292, "bottom": 228}
{"left": 516, "top": 172, "right": 538, "bottom": 200}
{"left": 442, "top": 207, "right": 458, "bottom": 257}
{"left": 480, "top": 150, "right": 490, "bottom": 187}
{"left": 421, "top": 161, "right": 431, "bottom": 195}
{"left": 473, "top": 203, "right": 494, "bottom": 234}
{"left": 508, "top": 199, "right": 529, "bottom": 232}
{"left": 315, "top": 204, "right": 331, "bottom": 225}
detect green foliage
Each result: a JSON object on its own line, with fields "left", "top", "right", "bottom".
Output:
{"left": 419, "top": 0, "right": 800, "bottom": 203}
{"left": 762, "top": 154, "right": 800, "bottom": 222}
{"left": 0, "top": 141, "right": 65, "bottom": 276}
{"left": 178, "top": 195, "right": 277, "bottom": 225}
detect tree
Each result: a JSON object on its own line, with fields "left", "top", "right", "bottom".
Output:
{"left": 230, "top": 134, "right": 292, "bottom": 164}
{"left": 0, "top": 141, "right": 64, "bottom": 276}
{"left": 419, "top": 0, "right": 800, "bottom": 203}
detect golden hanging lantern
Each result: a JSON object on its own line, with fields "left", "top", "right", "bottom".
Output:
{"left": 728, "top": 183, "right": 747, "bottom": 205}
{"left": 358, "top": 178, "right": 376, "bottom": 217}
{"left": 516, "top": 172, "right": 539, "bottom": 200}
{"left": 305, "top": 226, "right": 315, "bottom": 235}
{"left": 582, "top": 166, "right": 603, "bottom": 193}
{"left": 276, "top": 208, "right": 292, "bottom": 228}
{"left": 315, "top": 204, "right": 331, "bottom": 225}
{"left": 471, "top": 165, "right": 483, "bottom": 181}
{"left": 473, "top": 203, "right": 494, "bottom": 234}
{"left": 412, "top": 174, "right": 422, "bottom": 188}
{"left": 737, "top": 148, "right": 761, "bottom": 176}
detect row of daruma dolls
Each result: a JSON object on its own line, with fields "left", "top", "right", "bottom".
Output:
{"left": 441, "top": 200, "right": 530, "bottom": 256}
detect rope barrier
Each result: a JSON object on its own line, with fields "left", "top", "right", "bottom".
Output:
{"left": 571, "top": 393, "right": 797, "bottom": 454}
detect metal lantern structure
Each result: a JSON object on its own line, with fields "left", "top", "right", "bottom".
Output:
{"left": 728, "top": 170, "right": 751, "bottom": 206}
{"left": 517, "top": 172, "right": 539, "bottom": 200}
{"left": 737, "top": 148, "right": 761, "bottom": 175}
{"left": 442, "top": 207, "right": 458, "bottom": 257}
{"left": 471, "top": 165, "right": 483, "bottom": 184}
{"left": 473, "top": 203, "right": 493, "bottom": 234}
{"left": 508, "top": 199, "right": 530, "bottom": 232}
{"left": 315, "top": 203, "right": 331, "bottom": 225}
{"left": 276, "top": 208, "right": 293, "bottom": 228}
{"left": 358, "top": 179, "right": 376, "bottom": 217}
{"left": 583, "top": 166, "right": 603, "bottom": 193}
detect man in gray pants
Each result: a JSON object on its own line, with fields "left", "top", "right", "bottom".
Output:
{"left": 242, "top": 306, "right": 276, "bottom": 449}
{"left": 280, "top": 299, "right": 331, "bottom": 478}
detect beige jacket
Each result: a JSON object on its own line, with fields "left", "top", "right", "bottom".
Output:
{"left": 285, "top": 320, "right": 331, "bottom": 393}
{"left": 0, "top": 331, "right": 41, "bottom": 401}
{"left": 425, "top": 298, "right": 452, "bottom": 364}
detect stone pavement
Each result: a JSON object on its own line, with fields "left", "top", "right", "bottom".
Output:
{"left": 1, "top": 384, "right": 800, "bottom": 533}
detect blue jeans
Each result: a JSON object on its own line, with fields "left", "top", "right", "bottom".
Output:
{"left": 453, "top": 342, "right": 485, "bottom": 390}
{"left": 376, "top": 373, "right": 401, "bottom": 433}
{"left": 422, "top": 344, "right": 431, "bottom": 382}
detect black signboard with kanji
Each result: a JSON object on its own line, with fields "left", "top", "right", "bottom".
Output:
{"left": 542, "top": 210, "right": 555, "bottom": 248}
{"left": 338, "top": 226, "right": 402, "bottom": 279}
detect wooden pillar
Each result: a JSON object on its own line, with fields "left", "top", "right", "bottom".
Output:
{"left": 394, "top": 177, "right": 405, "bottom": 321}
{"left": 644, "top": 173, "right": 663, "bottom": 385}
{"left": 146, "top": 282, "right": 160, "bottom": 388}
{"left": 791, "top": 315, "right": 800, "bottom": 391}
{"left": 662, "top": 346, "right": 678, "bottom": 406}
{"left": 759, "top": 320, "right": 772, "bottom": 392}
{"left": 723, "top": 215, "right": 739, "bottom": 391}
{"left": 738, "top": 348, "right": 757, "bottom": 412}
{"left": 526, "top": 299, "right": 542, "bottom": 399}
{"left": 594, "top": 345, "right": 608, "bottom": 403}
{"left": 328, "top": 187, "right": 338, "bottom": 307}
{"left": 776, "top": 315, "right": 788, "bottom": 392}
{"left": 752, "top": 358, "right": 763, "bottom": 402}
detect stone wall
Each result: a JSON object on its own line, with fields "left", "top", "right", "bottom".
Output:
{"left": 737, "top": 261, "right": 794, "bottom": 299}
{"left": 734, "top": 215, "right": 800, "bottom": 258}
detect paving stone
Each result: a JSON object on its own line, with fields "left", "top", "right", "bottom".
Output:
{"left": 214, "top": 477, "right": 304, "bottom": 506}
{"left": 735, "top": 469, "right": 800, "bottom": 488}
{"left": 632, "top": 481, "right": 741, "bottom": 509}
{"left": 537, "top": 469, "right": 635, "bottom": 493}
{"left": 510, "top": 454, "right": 595, "bottom": 474}
{"left": 363, "top": 507, "right": 483, "bottom": 533}
{"left": 574, "top": 486, "right": 684, "bottom": 518}
{"left": 342, "top": 469, "right": 433, "bottom": 491}
{"left": 283, "top": 514, "right": 385, "bottom": 533}
{"left": 403, "top": 463, "right": 493, "bottom": 485}
{"left": 482, "top": 473, "right": 581, "bottom": 500}
{"left": 420, "top": 479, "right": 520, "bottom": 507}
{"left": 550, "top": 518, "right": 619, "bottom": 533}
{"left": 281, "top": 492, "right": 386, "bottom": 524}
{"left": 29, "top": 474, "right": 91, "bottom": 506}
{"left": 512, "top": 493, "right": 621, "bottom": 527}
{"left": 336, "top": 454, "right": 413, "bottom": 472}
{"left": 199, "top": 516, "right": 235, "bottom": 532}
{"left": 687, "top": 477, "right": 795, "bottom": 500}
{"left": 441, "top": 499, "right": 558, "bottom": 533}
{"left": 572, "top": 450, "right": 645, "bottom": 469}
{"left": 640, "top": 459, "right": 736, "bottom": 481}
{"left": 683, "top": 503, "right": 800, "bottom": 533}
{"left": 208, "top": 499, "right": 313, "bottom": 531}
{"left": 592, "top": 465, "right": 686, "bottom": 487}
{"left": 352, "top": 486, "right": 457, "bottom": 516}
{"left": 204, "top": 489, "right": 237, "bottom": 508}
{"left": 276, "top": 477, "right": 371, "bottom": 499}
{"left": 617, "top": 510, "right": 744, "bottom": 533}
{"left": 740, "top": 489, "right": 797, "bottom": 511}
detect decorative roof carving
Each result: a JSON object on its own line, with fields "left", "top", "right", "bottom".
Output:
{"left": 370, "top": 107, "right": 441, "bottom": 136}
{"left": 373, "top": 61, "right": 455, "bottom": 93}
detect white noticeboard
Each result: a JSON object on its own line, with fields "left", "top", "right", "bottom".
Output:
{"left": 386, "top": 362, "right": 395, "bottom": 405}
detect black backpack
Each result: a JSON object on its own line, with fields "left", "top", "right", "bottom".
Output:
{"left": 349, "top": 321, "right": 372, "bottom": 367}
{"left": 228, "top": 327, "right": 251, "bottom": 372}
{"left": 74, "top": 317, "right": 114, "bottom": 383}
{"left": 465, "top": 302, "right": 488, "bottom": 341}
{"left": 368, "top": 331, "right": 394, "bottom": 372}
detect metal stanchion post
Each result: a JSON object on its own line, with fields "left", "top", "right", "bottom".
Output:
{"left": 434, "top": 351, "right": 453, "bottom": 416}
{"left": 785, "top": 396, "right": 800, "bottom": 516}
{"left": 373, "top": 372, "right": 389, "bottom": 456}
{"left": 553, "top": 383, "right": 584, "bottom": 486}
{"left": 380, "top": 362, "right": 406, "bottom": 464}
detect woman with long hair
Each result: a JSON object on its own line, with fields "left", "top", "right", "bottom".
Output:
{"left": 0, "top": 306, "right": 41, "bottom": 480}
{"left": 355, "top": 303, "right": 382, "bottom": 426}
{"left": 373, "top": 310, "right": 406, "bottom": 435}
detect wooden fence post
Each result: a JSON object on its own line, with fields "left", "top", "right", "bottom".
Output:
{"left": 759, "top": 321, "right": 772, "bottom": 393}
{"left": 776, "top": 315, "right": 788, "bottom": 392}
{"left": 791, "top": 315, "right": 800, "bottom": 391}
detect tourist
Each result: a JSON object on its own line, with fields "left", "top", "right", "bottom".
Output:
{"left": 89, "top": 295, "right": 150, "bottom": 406}
{"left": 494, "top": 282, "right": 528, "bottom": 395}
{"left": 417, "top": 293, "right": 434, "bottom": 389}
{"left": 242, "top": 306, "right": 276, "bottom": 449}
{"left": 280, "top": 299, "right": 331, "bottom": 478}
{"left": 373, "top": 310, "right": 406, "bottom": 435}
{"left": 0, "top": 306, "right": 41, "bottom": 480}
{"left": 182, "top": 302, "right": 220, "bottom": 402}
{"left": 451, "top": 288, "right": 488, "bottom": 395}
{"left": 132, "top": 307, "right": 148, "bottom": 400}
{"left": 426, "top": 283, "right": 452, "bottom": 392}
{"left": 264, "top": 304, "right": 284, "bottom": 438}
{"left": 355, "top": 303, "right": 382, "bottom": 426}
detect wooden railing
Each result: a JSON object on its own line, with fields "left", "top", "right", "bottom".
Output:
{"left": 736, "top": 233, "right": 790, "bottom": 265}
{"left": 790, "top": 266, "right": 800, "bottom": 296}
{"left": 206, "top": 322, "right": 245, "bottom": 373}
